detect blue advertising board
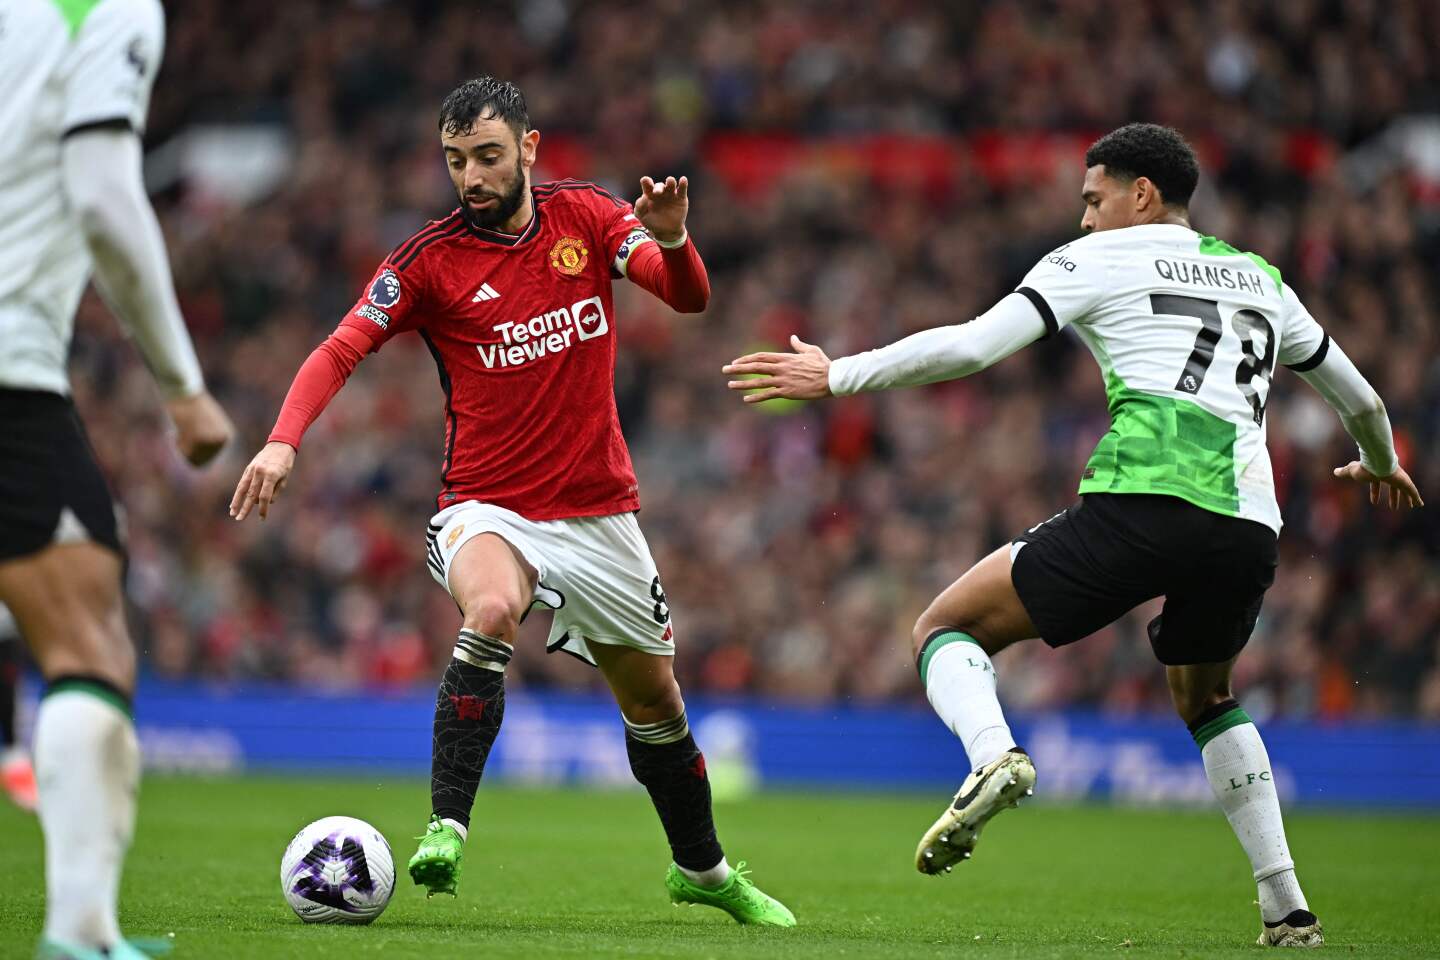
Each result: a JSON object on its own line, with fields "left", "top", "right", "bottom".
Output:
{"left": 17, "top": 678, "right": 1440, "bottom": 808}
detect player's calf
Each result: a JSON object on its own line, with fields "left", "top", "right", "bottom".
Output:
{"left": 625, "top": 709, "right": 727, "bottom": 877}
{"left": 410, "top": 628, "right": 513, "bottom": 897}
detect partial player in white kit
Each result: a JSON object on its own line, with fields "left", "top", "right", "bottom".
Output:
{"left": 726, "top": 123, "right": 1421, "bottom": 947}
{"left": 0, "top": 2, "right": 232, "bottom": 958}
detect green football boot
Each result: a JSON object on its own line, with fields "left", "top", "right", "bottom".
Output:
{"left": 665, "top": 861, "right": 796, "bottom": 927}
{"left": 408, "top": 814, "right": 464, "bottom": 897}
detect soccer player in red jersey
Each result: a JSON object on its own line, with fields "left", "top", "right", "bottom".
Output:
{"left": 229, "top": 77, "right": 795, "bottom": 926}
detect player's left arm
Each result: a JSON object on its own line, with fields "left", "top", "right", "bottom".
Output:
{"left": 724, "top": 292, "right": 1051, "bottom": 402}
{"left": 1279, "top": 287, "right": 1422, "bottom": 509}
{"left": 60, "top": 0, "right": 232, "bottom": 466}
{"left": 614, "top": 176, "right": 710, "bottom": 313}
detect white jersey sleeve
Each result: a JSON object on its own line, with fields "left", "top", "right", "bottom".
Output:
{"left": 1275, "top": 283, "right": 1329, "bottom": 372}
{"left": 61, "top": 0, "right": 164, "bottom": 135}
{"left": 1013, "top": 238, "right": 1110, "bottom": 335}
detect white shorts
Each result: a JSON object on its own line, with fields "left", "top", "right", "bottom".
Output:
{"left": 424, "top": 501, "right": 674, "bottom": 665}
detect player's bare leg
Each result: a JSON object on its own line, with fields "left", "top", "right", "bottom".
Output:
{"left": 411, "top": 533, "right": 534, "bottom": 897}
{"left": 1169, "top": 660, "right": 1321, "bottom": 947}
{"left": 591, "top": 644, "right": 794, "bottom": 926}
{"left": 0, "top": 543, "right": 140, "bottom": 955}
{"left": 909, "top": 545, "right": 1038, "bottom": 874}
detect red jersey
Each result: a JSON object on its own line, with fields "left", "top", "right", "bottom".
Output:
{"left": 273, "top": 180, "right": 708, "bottom": 521}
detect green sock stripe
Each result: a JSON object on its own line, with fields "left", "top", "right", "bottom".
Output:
{"left": 1191, "top": 707, "right": 1251, "bottom": 749}
{"left": 917, "top": 630, "right": 983, "bottom": 685}
{"left": 44, "top": 678, "right": 133, "bottom": 719}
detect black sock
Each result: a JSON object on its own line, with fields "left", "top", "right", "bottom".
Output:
{"left": 430, "top": 630, "right": 512, "bottom": 829}
{"left": 625, "top": 713, "right": 724, "bottom": 872}
{"left": 0, "top": 641, "right": 17, "bottom": 748}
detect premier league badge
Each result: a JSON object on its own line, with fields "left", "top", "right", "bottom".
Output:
{"left": 369, "top": 269, "right": 402, "bottom": 308}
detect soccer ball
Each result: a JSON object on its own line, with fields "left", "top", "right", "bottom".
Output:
{"left": 280, "top": 816, "right": 395, "bottom": 924}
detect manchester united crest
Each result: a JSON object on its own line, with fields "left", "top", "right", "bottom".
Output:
{"left": 549, "top": 236, "right": 589, "bottom": 276}
{"left": 446, "top": 524, "right": 465, "bottom": 549}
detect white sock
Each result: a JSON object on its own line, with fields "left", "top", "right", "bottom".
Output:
{"left": 441, "top": 817, "right": 468, "bottom": 842}
{"left": 34, "top": 685, "right": 139, "bottom": 949}
{"left": 1195, "top": 708, "right": 1308, "bottom": 923}
{"left": 921, "top": 632, "right": 1016, "bottom": 772}
{"left": 678, "top": 856, "right": 731, "bottom": 888}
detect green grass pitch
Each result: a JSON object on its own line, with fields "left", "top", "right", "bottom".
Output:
{"left": 2, "top": 776, "right": 1437, "bottom": 959}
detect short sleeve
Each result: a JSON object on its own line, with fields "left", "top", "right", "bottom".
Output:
{"left": 1276, "top": 284, "right": 1329, "bottom": 371}
{"left": 1013, "top": 239, "right": 1108, "bottom": 337}
{"left": 338, "top": 259, "right": 430, "bottom": 351}
{"left": 61, "top": 0, "right": 164, "bottom": 136}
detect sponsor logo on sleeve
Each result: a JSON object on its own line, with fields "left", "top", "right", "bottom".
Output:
{"left": 368, "top": 269, "right": 402, "bottom": 308}
{"left": 1042, "top": 244, "right": 1077, "bottom": 272}
{"left": 549, "top": 236, "right": 589, "bottom": 276}
{"left": 355, "top": 304, "right": 390, "bottom": 330}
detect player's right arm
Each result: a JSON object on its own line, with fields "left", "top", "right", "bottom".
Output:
{"left": 230, "top": 259, "right": 422, "bottom": 521}
{"left": 724, "top": 238, "right": 1097, "bottom": 402}
{"left": 1277, "top": 288, "right": 1422, "bottom": 509}
{"left": 60, "top": 0, "right": 232, "bottom": 465}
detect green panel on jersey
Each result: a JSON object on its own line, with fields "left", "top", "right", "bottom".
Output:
{"left": 1079, "top": 370, "right": 1241, "bottom": 516}
{"left": 1198, "top": 235, "right": 1282, "bottom": 295}
{"left": 50, "top": 0, "right": 103, "bottom": 36}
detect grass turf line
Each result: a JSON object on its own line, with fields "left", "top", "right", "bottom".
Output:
{"left": 1, "top": 776, "right": 1437, "bottom": 959}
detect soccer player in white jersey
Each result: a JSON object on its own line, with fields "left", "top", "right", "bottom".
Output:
{"left": 725, "top": 123, "right": 1423, "bottom": 948}
{"left": 0, "top": 1, "right": 233, "bottom": 958}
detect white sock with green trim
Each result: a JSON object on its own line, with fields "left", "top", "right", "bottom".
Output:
{"left": 1190, "top": 700, "right": 1308, "bottom": 923}
{"left": 34, "top": 682, "right": 139, "bottom": 950}
{"left": 918, "top": 630, "right": 1015, "bottom": 773}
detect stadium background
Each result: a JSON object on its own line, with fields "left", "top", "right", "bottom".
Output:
{"left": 4, "top": 3, "right": 1440, "bottom": 957}
{"left": 32, "top": 0, "right": 1440, "bottom": 771}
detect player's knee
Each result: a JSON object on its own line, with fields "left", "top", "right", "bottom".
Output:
{"left": 459, "top": 596, "right": 520, "bottom": 643}
{"left": 618, "top": 678, "right": 685, "bottom": 726}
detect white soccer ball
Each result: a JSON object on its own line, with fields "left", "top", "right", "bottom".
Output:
{"left": 280, "top": 816, "right": 395, "bottom": 924}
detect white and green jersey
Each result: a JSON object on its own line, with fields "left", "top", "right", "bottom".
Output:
{"left": 0, "top": 0, "right": 164, "bottom": 395}
{"left": 1016, "top": 223, "right": 1329, "bottom": 533}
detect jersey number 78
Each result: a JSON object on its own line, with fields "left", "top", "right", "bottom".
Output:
{"left": 1152, "top": 294, "right": 1276, "bottom": 426}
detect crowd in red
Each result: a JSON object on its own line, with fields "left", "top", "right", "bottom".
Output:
{"left": 64, "top": 1, "right": 1439, "bottom": 718}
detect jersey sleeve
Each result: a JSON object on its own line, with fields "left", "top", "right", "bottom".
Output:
{"left": 337, "top": 258, "right": 430, "bottom": 352}
{"left": 1013, "top": 239, "right": 1108, "bottom": 336}
{"left": 596, "top": 195, "right": 653, "bottom": 279}
{"left": 61, "top": 0, "right": 164, "bottom": 135}
{"left": 1276, "top": 283, "right": 1330, "bottom": 371}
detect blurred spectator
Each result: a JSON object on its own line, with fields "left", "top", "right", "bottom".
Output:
{"left": 71, "top": 0, "right": 1439, "bottom": 718}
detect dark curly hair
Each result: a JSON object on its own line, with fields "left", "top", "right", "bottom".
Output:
{"left": 438, "top": 76, "right": 529, "bottom": 139}
{"left": 1084, "top": 123, "right": 1199, "bottom": 208}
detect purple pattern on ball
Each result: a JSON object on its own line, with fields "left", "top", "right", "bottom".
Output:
{"left": 287, "top": 831, "right": 375, "bottom": 911}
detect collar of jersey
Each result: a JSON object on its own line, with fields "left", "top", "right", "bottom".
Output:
{"left": 459, "top": 191, "right": 544, "bottom": 247}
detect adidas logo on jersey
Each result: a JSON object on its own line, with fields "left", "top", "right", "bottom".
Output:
{"left": 477, "top": 296, "right": 609, "bottom": 369}
{"left": 472, "top": 283, "right": 501, "bottom": 302}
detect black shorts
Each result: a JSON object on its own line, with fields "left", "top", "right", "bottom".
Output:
{"left": 0, "top": 388, "right": 124, "bottom": 562}
{"left": 1010, "top": 493, "right": 1277, "bottom": 666}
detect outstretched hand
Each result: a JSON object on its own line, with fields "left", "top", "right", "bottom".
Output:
{"left": 230, "top": 440, "right": 297, "bottom": 521}
{"left": 634, "top": 176, "right": 689, "bottom": 243}
{"left": 1333, "top": 460, "right": 1424, "bottom": 509}
{"left": 723, "top": 335, "right": 833, "bottom": 403}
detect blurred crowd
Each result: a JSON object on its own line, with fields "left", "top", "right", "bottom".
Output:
{"left": 60, "top": 1, "right": 1440, "bottom": 719}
